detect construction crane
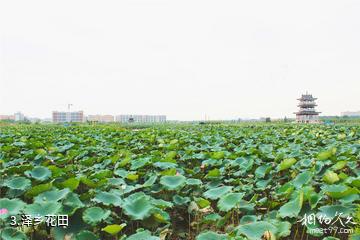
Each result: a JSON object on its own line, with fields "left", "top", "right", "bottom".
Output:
{"left": 67, "top": 104, "right": 73, "bottom": 112}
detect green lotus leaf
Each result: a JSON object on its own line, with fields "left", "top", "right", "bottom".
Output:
{"left": 152, "top": 207, "right": 170, "bottom": 223}
{"left": 52, "top": 210, "right": 87, "bottom": 240}
{"left": 93, "top": 191, "right": 122, "bottom": 206}
{"left": 48, "top": 165, "right": 65, "bottom": 178}
{"left": 196, "top": 231, "right": 228, "bottom": 240}
{"left": 331, "top": 161, "right": 347, "bottom": 171}
{"left": 80, "top": 176, "right": 100, "bottom": 188}
{"left": 5, "top": 164, "right": 34, "bottom": 175}
{"left": 274, "top": 220, "right": 292, "bottom": 237}
{"left": 256, "top": 179, "right": 271, "bottom": 190}
{"left": 122, "top": 192, "right": 153, "bottom": 220}
{"left": 205, "top": 168, "right": 221, "bottom": 178}
{"left": 279, "top": 191, "right": 303, "bottom": 218}
{"left": 114, "top": 169, "right": 129, "bottom": 178}
{"left": 195, "top": 197, "right": 211, "bottom": 209}
{"left": 232, "top": 158, "right": 254, "bottom": 172}
{"left": 240, "top": 215, "right": 258, "bottom": 224}
{"left": 102, "top": 223, "right": 126, "bottom": 235}
{"left": 131, "top": 157, "right": 151, "bottom": 170}
{"left": 169, "top": 139, "right": 178, "bottom": 145}
{"left": 255, "top": 164, "right": 272, "bottom": 178}
{"left": 0, "top": 227, "right": 27, "bottom": 240}
{"left": 91, "top": 169, "right": 112, "bottom": 179}
{"left": 160, "top": 175, "right": 186, "bottom": 190}
{"left": 143, "top": 174, "right": 157, "bottom": 187}
{"left": 126, "top": 230, "right": 160, "bottom": 240}
{"left": 108, "top": 178, "right": 126, "bottom": 186}
{"left": 322, "top": 184, "right": 347, "bottom": 193}
{"left": 186, "top": 178, "right": 202, "bottom": 185}
{"left": 292, "top": 171, "right": 312, "bottom": 188}
{"left": 61, "top": 178, "right": 80, "bottom": 191}
{"left": 236, "top": 221, "right": 276, "bottom": 240}
{"left": 3, "top": 176, "right": 31, "bottom": 191}
{"left": 322, "top": 184, "right": 359, "bottom": 199}
{"left": 323, "top": 237, "right": 340, "bottom": 240}
{"left": 348, "top": 176, "right": 360, "bottom": 188}
{"left": 24, "top": 202, "right": 61, "bottom": 216}
{"left": 163, "top": 151, "right": 177, "bottom": 163}
{"left": 339, "top": 194, "right": 359, "bottom": 204}
{"left": 173, "top": 195, "right": 190, "bottom": 205}
{"left": 276, "top": 182, "right": 294, "bottom": 196}
{"left": 82, "top": 207, "right": 111, "bottom": 226}
{"left": 203, "top": 186, "right": 232, "bottom": 200}
{"left": 317, "top": 148, "right": 336, "bottom": 161}
{"left": 349, "top": 234, "right": 360, "bottom": 240}
{"left": 63, "top": 192, "right": 84, "bottom": 208}
{"left": 25, "top": 166, "right": 52, "bottom": 181}
{"left": 212, "top": 151, "right": 225, "bottom": 160}
{"left": 278, "top": 158, "right": 297, "bottom": 171}
{"left": 25, "top": 182, "right": 53, "bottom": 198}
{"left": 112, "top": 185, "right": 138, "bottom": 196}
{"left": 318, "top": 205, "right": 355, "bottom": 219}
{"left": 159, "top": 168, "right": 177, "bottom": 176}
{"left": 202, "top": 159, "right": 220, "bottom": 167}
{"left": 34, "top": 188, "right": 70, "bottom": 203}
{"left": 153, "top": 162, "right": 178, "bottom": 169}
{"left": 13, "top": 141, "right": 26, "bottom": 147}
{"left": 61, "top": 192, "right": 85, "bottom": 216}
{"left": 236, "top": 220, "right": 291, "bottom": 240}
{"left": 75, "top": 230, "right": 99, "bottom": 240}
{"left": 323, "top": 171, "right": 340, "bottom": 184}
{"left": 309, "top": 192, "right": 322, "bottom": 209}
{"left": 0, "top": 198, "right": 26, "bottom": 219}
{"left": 217, "top": 192, "right": 244, "bottom": 212}
{"left": 126, "top": 173, "right": 139, "bottom": 181}
{"left": 151, "top": 199, "right": 174, "bottom": 209}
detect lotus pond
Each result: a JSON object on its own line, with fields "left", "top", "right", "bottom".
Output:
{"left": 0, "top": 124, "right": 359, "bottom": 240}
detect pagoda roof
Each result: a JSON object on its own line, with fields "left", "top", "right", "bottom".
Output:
{"left": 297, "top": 94, "right": 317, "bottom": 101}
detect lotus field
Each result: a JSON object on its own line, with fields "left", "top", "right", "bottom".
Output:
{"left": 0, "top": 124, "right": 359, "bottom": 240}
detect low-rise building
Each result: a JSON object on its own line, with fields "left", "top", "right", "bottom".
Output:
{"left": 87, "top": 115, "right": 114, "bottom": 123}
{"left": 52, "top": 111, "right": 84, "bottom": 123}
{"left": 0, "top": 112, "right": 26, "bottom": 121}
{"left": 0, "top": 115, "right": 15, "bottom": 121}
{"left": 14, "top": 112, "right": 25, "bottom": 121}
{"left": 115, "top": 114, "right": 166, "bottom": 123}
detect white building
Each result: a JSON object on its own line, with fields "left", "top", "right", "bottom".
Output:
{"left": 52, "top": 111, "right": 84, "bottom": 123}
{"left": 87, "top": 115, "right": 114, "bottom": 122}
{"left": 14, "top": 112, "right": 25, "bottom": 121}
{"left": 115, "top": 114, "right": 166, "bottom": 123}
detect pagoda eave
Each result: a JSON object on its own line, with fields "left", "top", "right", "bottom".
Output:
{"left": 298, "top": 104, "right": 317, "bottom": 107}
{"left": 297, "top": 98, "right": 317, "bottom": 101}
{"left": 294, "top": 112, "right": 321, "bottom": 115}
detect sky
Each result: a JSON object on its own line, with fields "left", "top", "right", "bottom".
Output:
{"left": 0, "top": 0, "right": 359, "bottom": 121}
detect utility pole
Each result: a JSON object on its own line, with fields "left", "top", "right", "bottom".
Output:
{"left": 67, "top": 104, "right": 73, "bottom": 122}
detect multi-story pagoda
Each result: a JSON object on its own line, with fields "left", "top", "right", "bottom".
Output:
{"left": 294, "top": 93, "right": 321, "bottom": 123}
